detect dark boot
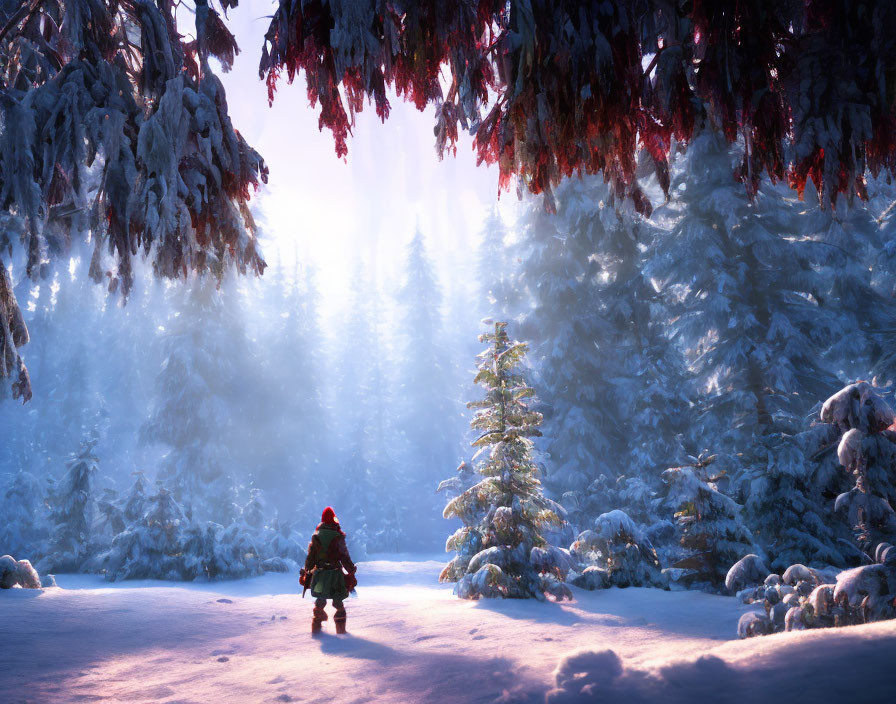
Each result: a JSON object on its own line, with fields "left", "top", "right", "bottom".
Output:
{"left": 312, "top": 605, "right": 327, "bottom": 634}
{"left": 334, "top": 603, "right": 346, "bottom": 634}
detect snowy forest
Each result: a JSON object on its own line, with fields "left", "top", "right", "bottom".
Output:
{"left": 2, "top": 2, "right": 896, "bottom": 702}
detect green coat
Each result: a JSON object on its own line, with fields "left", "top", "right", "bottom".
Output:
{"left": 309, "top": 526, "right": 350, "bottom": 600}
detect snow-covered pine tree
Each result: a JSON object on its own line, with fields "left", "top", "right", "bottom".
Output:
{"left": 0, "top": 0, "right": 267, "bottom": 399}
{"left": 649, "top": 129, "right": 840, "bottom": 456}
{"left": 0, "top": 469, "right": 49, "bottom": 560}
{"left": 395, "top": 229, "right": 455, "bottom": 544}
{"left": 40, "top": 439, "right": 99, "bottom": 573}
{"left": 100, "top": 483, "right": 188, "bottom": 582}
{"left": 663, "top": 455, "right": 755, "bottom": 589}
{"left": 516, "top": 174, "right": 690, "bottom": 532}
{"left": 814, "top": 383, "right": 896, "bottom": 552}
{"left": 569, "top": 509, "right": 664, "bottom": 589}
{"left": 648, "top": 129, "right": 845, "bottom": 566}
{"left": 142, "top": 278, "right": 243, "bottom": 525}
{"left": 442, "top": 321, "right": 570, "bottom": 600}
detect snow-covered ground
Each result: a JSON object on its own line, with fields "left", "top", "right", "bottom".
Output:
{"left": 2, "top": 556, "right": 894, "bottom": 703}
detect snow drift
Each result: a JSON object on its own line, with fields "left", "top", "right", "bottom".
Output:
{"left": 544, "top": 621, "right": 896, "bottom": 704}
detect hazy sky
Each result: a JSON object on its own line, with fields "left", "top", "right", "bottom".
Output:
{"left": 217, "top": 1, "right": 519, "bottom": 315}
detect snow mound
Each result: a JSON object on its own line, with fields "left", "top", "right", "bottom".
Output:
{"left": 545, "top": 622, "right": 896, "bottom": 703}
{"left": 725, "top": 554, "right": 768, "bottom": 594}
{"left": 0, "top": 555, "right": 41, "bottom": 589}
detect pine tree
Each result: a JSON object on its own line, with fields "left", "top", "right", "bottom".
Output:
{"left": 0, "top": 469, "right": 49, "bottom": 560}
{"left": 395, "top": 229, "right": 455, "bottom": 544}
{"left": 442, "top": 321, "right": 570, "bottom": 600}
{"left": 649, "top": 129, "right": 840, "bottom": 454}
{"left": 142, "top": 278, "right": 243, "bottom": 524}
{"left": 41, "top": 439, "right": 99, "bottom": 573}
{"left": 663, "top": 456, "right": 755, "bottom": 589}
{"left": 648, "top": 129, "right": 847, "bottom": 565}
{"left": 817, "top": 383, "right": 896, "bottom": 551}
{"left": 103, "top": 484, "right": 187, "bottom": 582}
{"left": 517, "top": 175, "right": 690, "bottom": 525}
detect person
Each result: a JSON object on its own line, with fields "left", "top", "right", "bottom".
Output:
{"left": 302, "top": 506, "right": 357, "bottom": 634}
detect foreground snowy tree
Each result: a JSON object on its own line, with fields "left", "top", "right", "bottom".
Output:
{"left": 441, "top": 321, "right": 570, "bottom": 600}
{"left": 663, "top": 455, "right": 755, "bottom": 589}
{"left": 0, "top": 0, "right": 267, "bottom": 398}
{"left": 819, "top": 383, "right": 896, "bottom": 548}
{"left": 569, "top": 509, "right": 665, "bottom": 590}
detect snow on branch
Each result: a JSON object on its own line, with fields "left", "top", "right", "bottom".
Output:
{"left": 0, "top": 0, "right": 267, "bottom": 400}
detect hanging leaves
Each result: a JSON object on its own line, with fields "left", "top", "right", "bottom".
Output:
{"left": 261, "top": 0, "right": 896, "bottom": 212}
{"left": 0, "top": 0, "right": 267, "bottom": 399}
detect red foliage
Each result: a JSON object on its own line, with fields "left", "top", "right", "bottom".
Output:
{"left": 260, "top": 0, "right": 896, "bottom": 210}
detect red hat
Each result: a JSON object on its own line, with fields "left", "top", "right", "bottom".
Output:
{"left": 322, "top": 506, "right": 337, "bottom": 524}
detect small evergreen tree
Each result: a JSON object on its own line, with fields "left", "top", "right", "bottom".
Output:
{"left": 99, "top": 483, "right": 187, "bottom": 582}
{"left": 122, "top": 472, "right": 149, "bottom": 523}
{"left": 442, "top": 321, "right": 570, "bottom": 600}
{"left": 663, "top": 455, "right": 755, "bottom": 589}
{"left": 41, "top": 439, "right": 99, "bottom": 572}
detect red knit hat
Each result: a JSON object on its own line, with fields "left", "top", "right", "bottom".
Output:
{"left": 321, "top": 506, "right": 337, "bottom": 524}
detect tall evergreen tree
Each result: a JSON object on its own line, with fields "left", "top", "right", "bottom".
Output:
{"left": 442, "top": 322, "right": 570, "bottom": 600}
{"left": 142, "top": 278, "right": 246, "bottom": 524}
{"left": 396, "top": 229, "right": 455, "bottom": 542}
{"left": 649, "top": 130, "right": 847, "bottom": 566}
{"left": 332, "top": 258, "right": 395, "bottom": 553}
{"left": 649, "top": 129, "right": 840, "bottom": 453}
{"left": 517, "top": 175, "right": 690, "bottom": 525}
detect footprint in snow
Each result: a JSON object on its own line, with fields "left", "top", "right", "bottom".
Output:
{"left": 471, "top": 635, "right": 486, "bottom": 641}
{"left": 275, "top": 695, "right": 293, "bottom": 702}
{"left": 216, "top": 656, "right": 229, "bottom": 663}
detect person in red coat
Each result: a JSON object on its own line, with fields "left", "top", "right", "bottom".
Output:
{"left": 301, "top": 507, "right": 357, "bottom": 634}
